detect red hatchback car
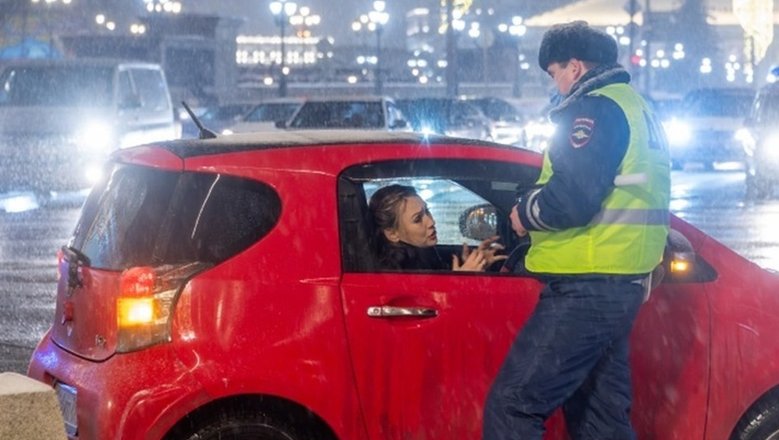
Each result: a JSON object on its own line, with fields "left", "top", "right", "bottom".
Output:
{"left": 27, "top": 131, "right": 779, "bottom": 439}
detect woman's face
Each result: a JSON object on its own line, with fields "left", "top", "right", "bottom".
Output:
{"left": 385, "top": 195, "right": 437, "bottom": 247}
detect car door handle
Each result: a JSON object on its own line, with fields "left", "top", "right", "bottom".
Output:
{"left": 366, "top": 306, "right": 439, "bottom": 318}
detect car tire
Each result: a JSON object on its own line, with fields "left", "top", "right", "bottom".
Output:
{"left": 731, "top": 396, "right": 779, "bottom": 440}
{"left": 168, "top": 407, "right": 305, "bottom": 440}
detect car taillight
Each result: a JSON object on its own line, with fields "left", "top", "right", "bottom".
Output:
{"left": 116, "top": 262, "right": 210, "bottom": 353}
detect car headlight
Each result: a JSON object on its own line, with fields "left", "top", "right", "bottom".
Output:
{"left": 662, "top": 119, "right": 692, "bottom": 147}
{"left": 75, "top": 120, "right": 114, "bottom": 152}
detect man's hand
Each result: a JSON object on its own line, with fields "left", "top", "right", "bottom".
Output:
{"left": 510, "top": 205, "right": 528, "bottom": 237}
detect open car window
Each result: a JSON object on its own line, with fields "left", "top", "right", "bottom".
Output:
{"left": 338, "top": 158, "right": 540, "bottom": 273}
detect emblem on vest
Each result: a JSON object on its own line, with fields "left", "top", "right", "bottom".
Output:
{"left": 570, "top": 118, "right": 595, "bottom": 148}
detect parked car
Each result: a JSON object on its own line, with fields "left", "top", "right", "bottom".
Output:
{"left": 179, "top": 102, "right": 255, "bottom": 138}
{"left": 662, "top": 87, "right": 755, "bottom": 170}
{"left": 464, "top": 96, "right": 527, "bottom": 146}
{"left": 396, "top": 97, "right": 493, "bottom": 141}
{"left": 28, "top": 130, "right": 779, "bottom": 440}
{"left": 737, "top": 82, "right": 779, "bottom": 198}
{"left": 283, "top": 96, "right": 410, "bottom": 131}
{"left": 0, "top": 58, "right": 177, "bottom": 193}
{"left": 223, "top": 97, "right": 304, "bottom": 134}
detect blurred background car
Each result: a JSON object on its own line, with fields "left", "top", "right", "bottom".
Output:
{"left": 179, "top": 102, "right": 254, "bottom": 138}
{"left": 737, "top": 82, "right": 779, "bottom": 198}
{"left": 463, "top": 96, "right": 526, "bottom": 146}
{"left": 661, "top": 87, "right": 755, "bottom": 170}
{"left": 224, "top": 97, "right": 304, "bottom": 134}
{"left": 396, "top": 97, "right": 493, "bottom": 141}
{"left": 0, "top": 58, "right": 176, "bottom": 194}
{"left": 283, "top": 96, "right": 410, "bottom": 131}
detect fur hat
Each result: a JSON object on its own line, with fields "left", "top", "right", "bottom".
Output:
{"left": 538, "top": 21, "right": 618, "bottom": 71}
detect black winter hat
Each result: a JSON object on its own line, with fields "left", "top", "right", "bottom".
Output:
{"left": 538, "top": 21, "right": 618, "bottom": 71}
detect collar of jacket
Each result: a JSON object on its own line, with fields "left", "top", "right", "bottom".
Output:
{"left": 549, "top": 63, "right": 631, "bottom": 122}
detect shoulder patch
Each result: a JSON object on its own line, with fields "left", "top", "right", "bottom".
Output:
{"left": 569, "top": 118, "right": 595, "bottom": 148}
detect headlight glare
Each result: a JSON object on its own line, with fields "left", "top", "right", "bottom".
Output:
{"left": 663, "top": 119, "right": 692, "bottom": 147}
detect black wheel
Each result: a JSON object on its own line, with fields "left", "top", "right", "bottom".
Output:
{"left": 731, "top": 396, "right": 779, "bottom": 440}
{"left": 166, "top": 407, "right": 306, "bottom": 440}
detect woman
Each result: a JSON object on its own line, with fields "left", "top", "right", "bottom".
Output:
{"left": 368, "top": 184, "right": 506, "bottom": 271}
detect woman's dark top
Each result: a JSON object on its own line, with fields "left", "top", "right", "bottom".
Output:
{"left": 377, "top": 241, "right": 449, "bottom": 271}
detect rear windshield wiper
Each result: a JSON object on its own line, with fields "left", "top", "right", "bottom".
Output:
{"left": 61, "top": 245, "right": 90, "bottom": 267}
{"left": 61, "top": 245, "right": 90, "bottom": 289}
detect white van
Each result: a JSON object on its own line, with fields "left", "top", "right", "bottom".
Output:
{"left": 0, "top": 58, "right": 177, "bottom": 193}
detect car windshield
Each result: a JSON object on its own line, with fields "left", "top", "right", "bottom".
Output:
{"left": 244, "top": 102, "right": 301, "bottom": 122}
{"left": 0, "top": 65, "right": 114, "bottom": 107}
{"left": 201, "top": 104, "right": 251, "bottom": 121}
{"left": 289, "top": 101, "right": 384, "bottom": 128}
{"left": 681, "top": 91, "right": 754, "bottom": 117}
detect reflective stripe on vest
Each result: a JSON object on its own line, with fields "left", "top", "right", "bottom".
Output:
{"left": 526, "top": 83, "right": 671, "bottom": 275}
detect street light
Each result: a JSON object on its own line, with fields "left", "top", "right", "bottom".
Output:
{"left": 270, "top": 0, "right": 298, "bottom": 97}
{"left": 368, "top": 1, "right": 389, "bottom": 95}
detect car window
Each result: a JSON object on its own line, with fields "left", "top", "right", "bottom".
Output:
{"left": 244, "top": 102, "right": 301, "bottom": 122}
{"left": 682, "top": 90, "right": 753, "bottom": 117}
{"left": 364, "top": 178, "right": 487, "bottom": 246}
{"left": 71, "top": 164, "right": 281, "bottom": 270}
{"left": 290, "top": 101, "right": 384, "bottom": 128}
{"left": 753, "top": 91, "right": 779, "bottom": 124}
{"left": 117, "top": 70, "right": 135, "bottom": 107}
{"left": 0, "top": 65, "right": 113, "bottom": 107}
{"left": 130, "top": 68, "right": 171, "bottom": 111}
{"left": 338, "top": 158, "right": 540, "bottom": 273}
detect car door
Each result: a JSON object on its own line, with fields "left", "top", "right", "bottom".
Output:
{"left": 337, "top": 158, "right": 551, "bottom": 439}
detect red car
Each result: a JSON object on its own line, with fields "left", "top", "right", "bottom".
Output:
{"left": 27, "top": 131, "right": 779, "bottom": 439}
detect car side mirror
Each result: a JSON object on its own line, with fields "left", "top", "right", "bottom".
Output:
{"left": 275, "top": 119, "right": 287, "bottom": 129}
{"left": 656, "top": 229, "right": 717, "bottom": 285}
{"left": 459, "top": 203, "right": 498, "bottom": 241}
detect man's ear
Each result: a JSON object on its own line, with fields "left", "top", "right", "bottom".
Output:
{"left": 570, "top": 58, "right": 586, "bottom": 79}
{"left": 383, "top": 228, "right": 401, "bottom": 243}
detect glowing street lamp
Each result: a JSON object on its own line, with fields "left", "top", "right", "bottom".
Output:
{"left": 270, "top": 0, "right": 298, "bottom": 97}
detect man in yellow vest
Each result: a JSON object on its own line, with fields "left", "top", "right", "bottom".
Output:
{"left": 483, "top": 21, "right": 670, "bottom": 439}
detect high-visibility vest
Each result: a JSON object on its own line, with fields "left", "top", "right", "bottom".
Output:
{"left": 526, "top": 83, "right": 671, "bottom": 275}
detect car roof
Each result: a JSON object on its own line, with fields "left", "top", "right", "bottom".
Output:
{"left": 140, "top": 129, "right": 512, "bottom": 159}
{"left": 0, "top": 57, "right": 161, "bottom": 70}
{"left": 299, "top": 95, "right": 392, "bottom": 103}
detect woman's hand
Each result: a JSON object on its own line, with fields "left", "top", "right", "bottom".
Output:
{"left": 475, "top": 235, "right": 508, "bottom": 266}
{"left": 452, "top": 247, "right": 487, "bottom": 271}
{"left": 452, "top": 236, "right": 508, "bottom": 271}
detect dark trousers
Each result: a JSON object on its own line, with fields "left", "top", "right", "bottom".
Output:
{"left": 483, "top": 277, "right": 645, "bottom": 440}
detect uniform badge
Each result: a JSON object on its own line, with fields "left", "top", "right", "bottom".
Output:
{"left": 570, "top": 118, "right": 595, "bottom": 148}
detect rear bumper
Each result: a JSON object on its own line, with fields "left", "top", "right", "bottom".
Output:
{"left": 28, "top": 332, "right": 205, "bottom": 440}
